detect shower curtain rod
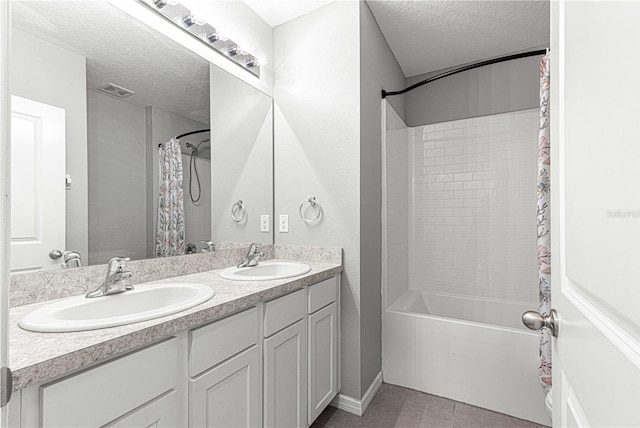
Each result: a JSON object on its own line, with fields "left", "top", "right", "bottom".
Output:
{"left": 381, "top": 49, "right": 547, "bottom": 99}
{"left": 175, "top": 129, "right": 210, "bottom": 139}
{"left": 158, "top": 129, "right": 211, "bottom": 148}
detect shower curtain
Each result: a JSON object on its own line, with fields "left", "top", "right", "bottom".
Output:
{"left": 156, "top": 138, "right": 185, "bottom": 257}
{"left": 537, "top": 53, "right": 552, "bottom": 389}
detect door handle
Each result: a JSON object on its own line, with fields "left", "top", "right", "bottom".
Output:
{"left": 49, "top": 249, "right": 63, "bottom": 259}
{"left": 522, "top": 309, "right": 558, "bottom": 338}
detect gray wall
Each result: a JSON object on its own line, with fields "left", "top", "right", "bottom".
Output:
{"left": 403, "top": 55, "right": 541, "bottom": 126}
{"left": 274, "top": 1, "right": 362, "bottom": 399}
{"left": 10, "top": 28, "right": 88, "bottom": 261}
{"left": 87, "top": 91, "right": 146, "bottom": 265}
{"left": 358, "top": 1, "right": 406, "bottom": 395}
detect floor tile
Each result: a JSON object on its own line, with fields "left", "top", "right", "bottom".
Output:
{"left": 452, "top": 402, "right": 540, "bottom": 428}
{"left": 314, "top": 383, "right": 545, "bottom": 428}
{"left": 395, "top": 401, "right": 426, "bottom": 427}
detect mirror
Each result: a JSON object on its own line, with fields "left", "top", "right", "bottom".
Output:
{"left": 9, "top": 1, "right": 273, "bottom": 272}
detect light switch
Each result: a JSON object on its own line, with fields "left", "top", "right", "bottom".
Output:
{"left": 260, "top": 215, "right": 270, "bottom": 232}
{"left": 279, "top": 214, "right": 289, "bottom": 233}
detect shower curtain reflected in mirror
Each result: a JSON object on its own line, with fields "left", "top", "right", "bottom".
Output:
{"left": 156, "top": 138, "right": 185, "bottom": 257}
{"left": 537, "top": 52, "right": 552, "bottom": 389}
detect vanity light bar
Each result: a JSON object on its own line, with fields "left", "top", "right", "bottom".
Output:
{"left": 138, "top": 0, "right": 261, "bottom": 77}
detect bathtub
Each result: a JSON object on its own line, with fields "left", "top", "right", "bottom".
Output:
{"left": 382, "top": 290, "right": 549, "bottom": 424}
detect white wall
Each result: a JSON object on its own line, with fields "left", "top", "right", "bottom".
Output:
{"left": 87, "top": 91, "right": 146, "bottom": 265}
{"left": 210, "top": 66, "right": 273, "bottom": 245}
{"left": 406, "top": 110, "right": 539, "bottom": 304}
{"left": 274, "top": 1, "right": 361, "bottom": 398}
{"left": 403, "top": 56, "right": 541, "bottom": 127}
{"left": 384, "top": 103, "right": 409, "bottom": 308}
{"left": 358, "top": 1, "right": 407, "bottom": 395}
{"left": 10, "top": 28, "right": 88, "bottom": 262}
{"left": 112, "top": 0, "right": 274, "bottom": 96}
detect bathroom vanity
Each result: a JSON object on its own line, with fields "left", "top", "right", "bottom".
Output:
{"left": 6, "top": 250, "right": 341, "bottom": 428}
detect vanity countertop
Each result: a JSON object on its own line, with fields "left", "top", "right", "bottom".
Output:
{"left": 9, "top": 259, "right": 342, "bottom": 391}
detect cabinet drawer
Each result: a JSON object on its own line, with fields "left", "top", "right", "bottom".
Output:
{"left": 105, "top": 390, "right": 179, "bottom": 427}
{"left": 41, "top": 337, "right": 177, "bottom": 428}
{"left": 264, "top": 289, "right": 305, "bottom": 337}
{"left": 190, "top": 306, "right": 259, "bottom": 377}
{"left": 308, "top": 277, "right": 337, "bottom": 314}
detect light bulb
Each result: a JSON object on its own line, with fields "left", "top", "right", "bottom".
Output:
{"left": 201, "top": 32, "right": 219, "bottom": 44}
{"left": 222, "top": 45, "right": 238, "bottom": 56}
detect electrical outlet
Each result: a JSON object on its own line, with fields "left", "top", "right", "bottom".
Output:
{"left": 279, "top": 214, "right": 289, "bottom": 233}
{"left": 260, "top": 215, "right": 270, "bottom": 232}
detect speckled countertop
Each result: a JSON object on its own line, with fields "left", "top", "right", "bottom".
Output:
{"left": 9, "top": 259, "right": 342, "bottom": 391}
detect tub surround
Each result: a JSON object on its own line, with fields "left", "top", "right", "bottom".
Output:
{"left": 8, "top": 245, "right": 342, "bottom": 391}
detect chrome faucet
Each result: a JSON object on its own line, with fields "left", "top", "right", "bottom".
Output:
{"left": 237, "top": 243, "right": 265, "bottom": 268}
{"left": 86, "top": 257, "right": 134, "bottom": 298}
{"left": 201, "top": 240, "right": 216, "bottom": 252}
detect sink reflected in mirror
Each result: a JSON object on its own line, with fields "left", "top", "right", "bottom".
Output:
{"left": 219, "top": 261, "right": 311, "bottom": 281}
{"left": 19, "top": 283, "right": 215, "bottom": 333}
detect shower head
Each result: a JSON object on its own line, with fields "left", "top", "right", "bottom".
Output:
{"left": 185, "top": 141, "right": 199, "bottom": 156}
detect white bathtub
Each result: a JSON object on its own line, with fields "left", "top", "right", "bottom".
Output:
{"left": 383, "top": 291, "right": 549, "bottom": 424}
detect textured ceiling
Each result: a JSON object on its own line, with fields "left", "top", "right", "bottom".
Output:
{"left": 243, "top": 0, "right": 336, "bottom": 27}
{"left": 366, "top": 0, "right": 550, "bottom": 77}
{"left": 12, "top": 1, "right": 210, "bottom": 124}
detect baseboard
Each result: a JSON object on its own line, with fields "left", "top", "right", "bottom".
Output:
{"left": 330, "top": 371, "right": 383, "bottom": 416}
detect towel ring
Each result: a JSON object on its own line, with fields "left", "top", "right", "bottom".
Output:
{"left": 299, "top": 196, "right": 322, "bottom": 224}
{"left": 231, "top": 200, "right": 246, "bottom": 223}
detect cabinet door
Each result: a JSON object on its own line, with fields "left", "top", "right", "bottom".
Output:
{"left": 105, "top": 390, "right": 178, "bottom": 427}
{"left": 190, "top": 345, "right": 261, "bottom": 428}
{"left": 308, "top": 303, "right": 338, "bottom": 424}
{"left": 264, "top": 320, "right": 307, "bottom": 428}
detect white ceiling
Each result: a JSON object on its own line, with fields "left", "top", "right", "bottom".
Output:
{"left": 243, "top": 0, "right": 550, "bottom": 79}
{"left": 366, "top": 1, "right": 550, "bottom": 78}
{"left": 243, "top": 0, "right": 336, "bottom": 28}
{"left": 12, "top": 1, "right": 210, "bottom": 124}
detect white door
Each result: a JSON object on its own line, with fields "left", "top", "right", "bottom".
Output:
{"left": 552, "top": 1, "right": 640, "bottom": 426}
{"left": 10, "top": 96, "right": 65, "bottom": 272}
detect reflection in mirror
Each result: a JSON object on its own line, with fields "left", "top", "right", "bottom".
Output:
{"left": 8, "top": 1, "right": 272, "bottom": 272}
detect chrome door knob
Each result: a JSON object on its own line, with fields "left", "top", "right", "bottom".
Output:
{"left": 522, "top": 309, "right": 559, "bottom": 338}
{"left": 49, "top": 249, "right": 63, "bottom": 259}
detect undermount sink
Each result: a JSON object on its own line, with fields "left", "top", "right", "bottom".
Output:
{"left": 19, "top": 283, "right": 215, "bottom": 333}
{"left": 219, "top": 261, "right": 311, "bottom": 281}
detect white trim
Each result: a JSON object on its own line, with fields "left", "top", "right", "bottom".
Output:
{"left": 330, "top": 371, "right": 383, "bottom": 416}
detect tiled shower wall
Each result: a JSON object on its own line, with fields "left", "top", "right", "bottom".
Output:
{"left": 395, "top": 109, "right": 539, "bottom": 304}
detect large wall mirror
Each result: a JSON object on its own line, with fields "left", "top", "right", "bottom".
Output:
{"left": 9, "top": 1, "right": 273, "bottom": 272}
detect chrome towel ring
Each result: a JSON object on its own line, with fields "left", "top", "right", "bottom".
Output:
{"left": 231, "top": 200, "right": 246, "bottom": 223}
{"left": 299, "top": 196, "right": 322, "bottom": 224}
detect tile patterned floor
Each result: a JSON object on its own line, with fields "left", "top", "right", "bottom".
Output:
{"left": 311, "top": 383, "right": 549, "bottom": 428}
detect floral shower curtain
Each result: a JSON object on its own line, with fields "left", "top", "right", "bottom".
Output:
{"left": 537, "top": 53, "right": 552, "bottom": 389}
{"left": 156, "top": 138, "right": 185, "bottom": 257}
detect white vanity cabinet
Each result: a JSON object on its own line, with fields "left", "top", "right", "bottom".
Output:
{"left": 9, "top": 275, "right": 340, "bottom": 428}
{"left": 307, "top": 277, "right": 339, "bottom": 424}
{"left": 263, "top": 289, "right": 308, "bottom": 428}
{"left": 189, "top": 306, "right": 262, "bottom": 428}
{"left": 19, "top": 337, "right": 180, "bottom": 428}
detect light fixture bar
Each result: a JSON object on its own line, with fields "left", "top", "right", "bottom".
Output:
{"left": 138, "top": 0, "right": 261, "bottom": 77}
